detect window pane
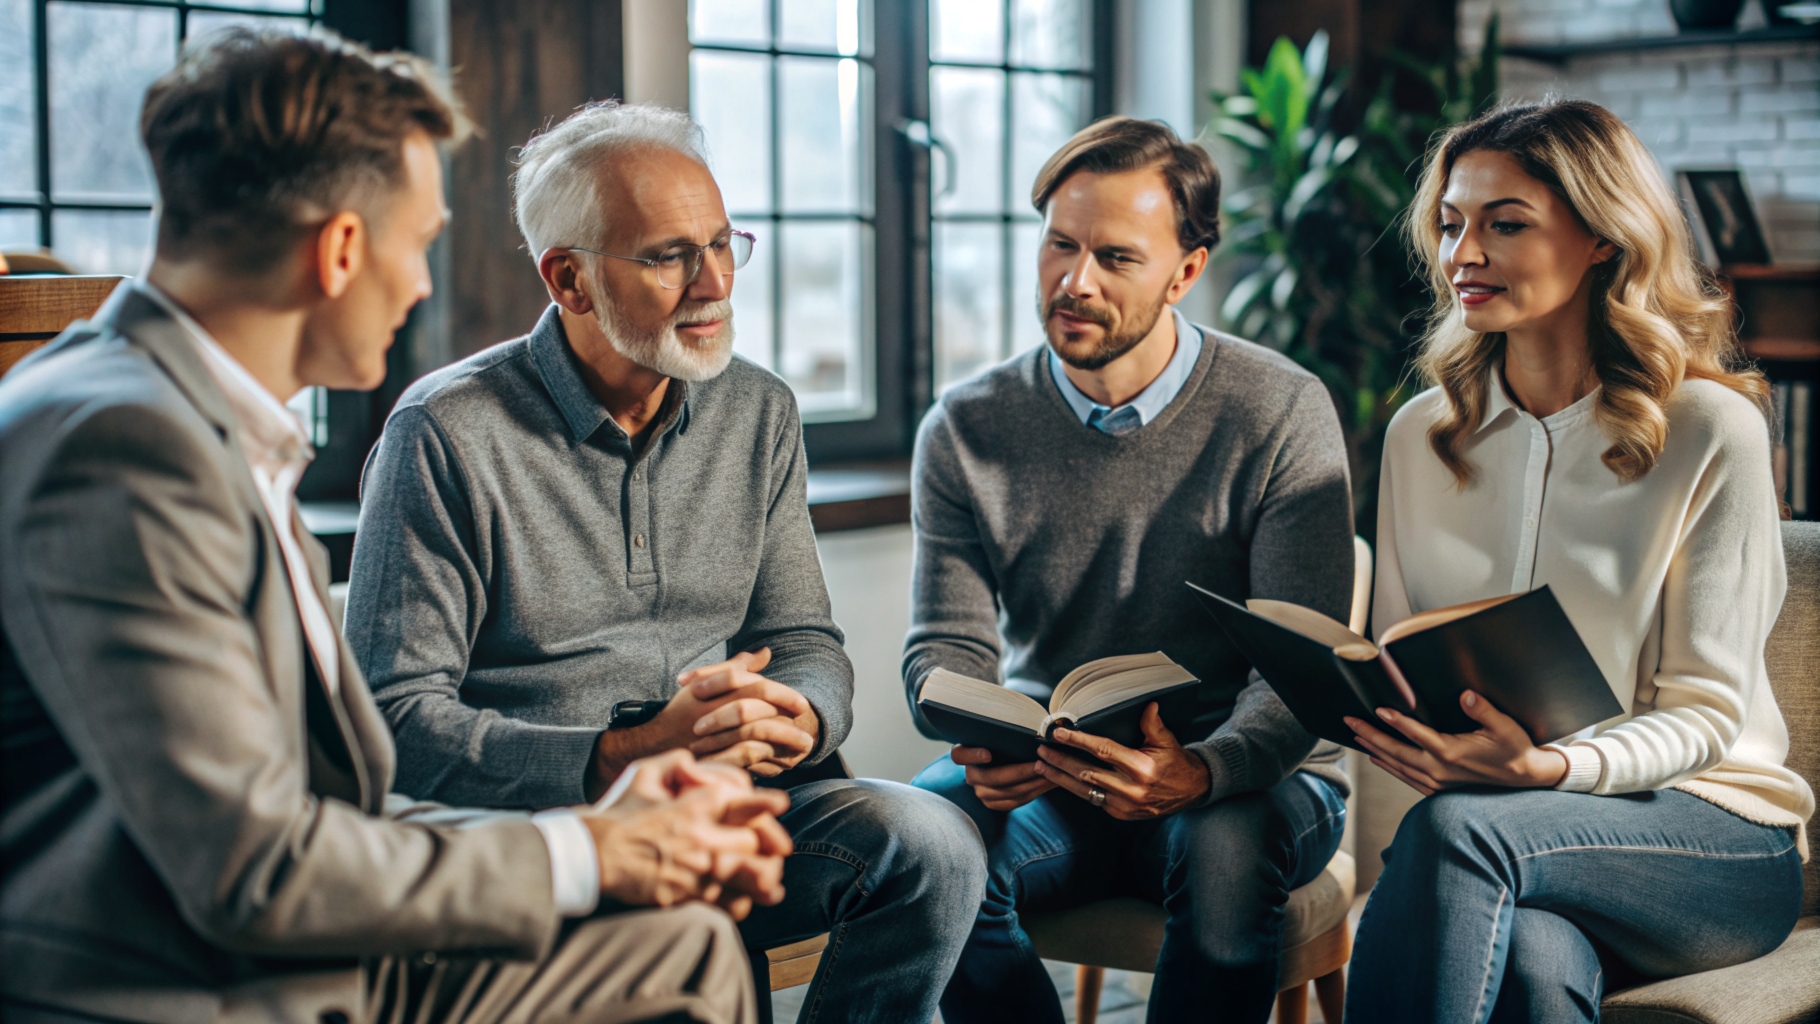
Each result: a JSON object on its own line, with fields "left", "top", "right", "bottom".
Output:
{"left": 49, "top": 2, "right": 176, "bottom": 202}
{"left": 220, "top": 0, "right": 311, "bottom": 11}
{"left": 1010, "top": 220, "right": 1046, "bottom": 356}
{"left": 691, "top": 50, "right": 772, "bottom": 215}
{"left": 1009, "top": 0, "right": 1091, "bottom": 70}
{"left": 934, "top": 221, "right": 1003, "bottom": 389}
{"left": 930, "top": 0, "right": 1001, "bottom": 64}
{"left": 931, "top": 66, "right": 1003, "bottom": 216}
{"left": 690, "top": 0, "right": 769, "bottom": 47}
{"left": 779, "top": 56, "right": 868, "bottom": 215}
{"left": 186, "top": 12, "right": 309, "bottom": 46}
{"left": 1010, "top": 72, "right": 1090, "bottom": 217}
{"left": 0, "top": 0, "right": 34, "bottom": 197}
{"left": 52, "top": 208, "right": 152, "bottom": 274}
{"left": 779, "top": 219, "right": 868, "bottom": 414}
{"left": 0, "top": 209, "right": 40, "bottom": 249}
{"left": 728, "top": 217, "right": 773, "bottom": 371}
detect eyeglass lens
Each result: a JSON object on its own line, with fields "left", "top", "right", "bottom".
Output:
{"left": 657, "top": 232, "right": 756, "bottom": 289}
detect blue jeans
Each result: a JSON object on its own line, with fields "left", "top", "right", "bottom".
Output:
{"left": 735, "top": 777, "right": 987, "bottom": 1024}
{"left": 1346, "top": 787, "right": 1805, "bottom": 1024}
{"left": 914, "top": 757, "right": 1348, "bottom": 1024}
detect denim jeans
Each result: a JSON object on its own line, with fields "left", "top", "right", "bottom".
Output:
{"left": 734, "top": 777, "right": 987, "bottom": 1024}
{"left": 1346, "top": 787, "right": 1805, "bottom": 1024}
{"left": 913, "top": 757, "right": 1348, "bottom": 1024}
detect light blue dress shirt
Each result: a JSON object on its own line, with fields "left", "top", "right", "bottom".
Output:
{"left": 1048, "top": 307, "right": 1203, "bottom": 436}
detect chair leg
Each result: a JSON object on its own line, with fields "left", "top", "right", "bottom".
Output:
{"left": 1075, "top": 964, "right": 1104, "bottom": 1024}
{"left": 1275, "top": 982, "right": 1310, "bottom": 1024}
{"left": 1313, "top": 966, "right": 1346, "bottom": 1023}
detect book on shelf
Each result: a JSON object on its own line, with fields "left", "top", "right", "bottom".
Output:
{"left": 1188, "top": 583, "right": 1623, "bottom": 753}
{"left": 916, "top": 653, "right": 1203, "bottom": 763}
{"left": 1793, "top": 380, "right": 1811, "bottom": 518}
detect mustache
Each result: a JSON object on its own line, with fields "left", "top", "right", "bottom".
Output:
{"left": 670, "top": 299, "right": 734, "bottom": 330}
{"left": 1044, "top": 293, "right": 1114, "bottom": 328}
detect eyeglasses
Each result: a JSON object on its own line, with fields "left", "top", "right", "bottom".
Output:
{"left": 561, "top": 230, "right": 756, "bottom": 289}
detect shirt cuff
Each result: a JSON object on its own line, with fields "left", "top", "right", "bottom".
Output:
{"left": 530, "top": 810, "right": 600, "bottom": 917}
{"left": 1547, "top": 743, "right": 1604, "bottom": 792}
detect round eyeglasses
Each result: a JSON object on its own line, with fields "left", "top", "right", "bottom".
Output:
{"left": 561, "top": 230, "right": 756, "bottom": 289}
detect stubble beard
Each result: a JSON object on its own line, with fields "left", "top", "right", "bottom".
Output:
{"left": 1041, "top": 286, "right": 1171, "bottom": 371}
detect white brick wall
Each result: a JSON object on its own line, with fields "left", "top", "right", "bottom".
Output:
{"left": 1455, "top": 0, "right": 1820, "bottom": 261}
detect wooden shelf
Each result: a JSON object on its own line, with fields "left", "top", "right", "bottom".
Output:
{"left": 1744, "top": 338, "right": 1820, "bottom": 362}
{"left": 1505, "top": 25, "right": 1819, "bottom": 65}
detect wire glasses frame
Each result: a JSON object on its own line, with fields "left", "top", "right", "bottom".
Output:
{"left": 561, "top": 230, "right": 756, "bottom": 289}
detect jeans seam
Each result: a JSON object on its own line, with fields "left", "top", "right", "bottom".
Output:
{"left": 1472, "top": 885, "right": 1508, "bottom": 1024}
{"left": 794, "top": 865, "right": 872, "bottom": 1024}
{"left": 1509, "top": 842, "right": 1798, "bottom": 864}
{"left": 789, "top": 841, "right": 869, "bottom": 872}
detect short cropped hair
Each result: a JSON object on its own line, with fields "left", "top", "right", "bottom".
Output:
{"left": 1030, "top": 116, "right": 1222, "bottom": 254}
{"left": 513, "top": 101, "right": 709, "bottom": 258}
{"left": 141, "top": 26, "right": 466, "bottom": 271}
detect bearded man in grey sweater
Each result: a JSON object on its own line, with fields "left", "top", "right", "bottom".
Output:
{"left": 346, "top": 102, "right": 984, "bottom": 1024}
{"left": 905, "top": 118, "right": 1355, "bottom": 1024}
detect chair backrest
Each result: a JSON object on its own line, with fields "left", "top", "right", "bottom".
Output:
{"left": 0, "top": 275, "right": 125, "bottom": 378}
{"left": 1767, "top": 520, "right": 1820, "bottom": 917}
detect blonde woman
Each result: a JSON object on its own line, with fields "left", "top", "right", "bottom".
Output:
{"left": 1344, "top": 100, "right": 1813, "bottom": 1023}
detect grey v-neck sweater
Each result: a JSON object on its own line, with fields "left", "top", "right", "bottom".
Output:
{"left": 904, "top": 322, "right": 1354, "bottom": 805}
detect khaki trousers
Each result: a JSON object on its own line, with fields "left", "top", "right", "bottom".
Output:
{"left": 368, "top": 904, "right": 756, "bottom": 1024}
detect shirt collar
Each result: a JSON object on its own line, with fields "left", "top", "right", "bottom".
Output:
{"left": 1476, "top": 363, "right": 1600, "bottom": 434}
{"left": 1048, "top": 306, "right": 1202, "bottom": 428}
{"left": 527, "top": 303, "right": 692, "bottom": 445}
{"left": 135, "top": 280, "right": 313, "bottom": 469}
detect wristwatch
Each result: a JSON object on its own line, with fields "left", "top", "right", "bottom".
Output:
{"left": 608, "top": 699, "right": 669, "bottom": 730}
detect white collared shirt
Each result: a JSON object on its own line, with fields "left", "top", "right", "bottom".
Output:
{"left": 1375, "top": 367, "right": 1813, "bottom": 857}
{"left": 137, "top": 281, "right": 603, "bottom": 912}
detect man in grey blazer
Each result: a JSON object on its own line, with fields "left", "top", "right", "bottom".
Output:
{"left": 0, "top": 28, "right": 784, "bottom": 1024}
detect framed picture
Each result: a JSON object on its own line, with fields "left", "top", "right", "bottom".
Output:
{"left": 1681, "top": 170, "right": 1773, "bottom": 266}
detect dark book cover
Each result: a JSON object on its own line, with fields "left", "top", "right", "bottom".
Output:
{"left": 1189, "top": 583, "right": 1623, "bottom": 751}
{"left": 918, "top": 678, "right": 1205, "bottom": 765}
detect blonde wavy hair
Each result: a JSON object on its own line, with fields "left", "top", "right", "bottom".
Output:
{"left": 1407, "top": 100, "right": 1763, "bottom": 485}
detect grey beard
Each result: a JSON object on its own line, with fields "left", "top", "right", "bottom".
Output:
{"left": 597, "top": 297, "right": 737, "bottom": 382}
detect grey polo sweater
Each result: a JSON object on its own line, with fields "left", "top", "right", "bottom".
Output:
{"left": 346, "top": 305, "right": 852, "bottom": 809}
{"left": 905, "top": 320, "right": 1354, "bottom": 806}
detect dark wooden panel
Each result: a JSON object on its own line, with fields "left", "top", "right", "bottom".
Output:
{"left": 444, "top": 0, "right": 624, "bottom": 360}
{"left": 0, "top": 275, "right": 124, "bottom": 339}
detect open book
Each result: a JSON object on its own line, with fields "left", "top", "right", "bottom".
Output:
{"left": 917, "top": 653, "right": 1202, "bottom": 763}
{"left": 1188, "top": 583, "right": 1623, "bottom": 752}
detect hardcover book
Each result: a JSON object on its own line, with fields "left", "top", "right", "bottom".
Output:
{"left": 916, "top": 653, "right": 1203, "bottom": 764}
{"left": 1188, "top": 583, "right": 1623, "bottom": 752}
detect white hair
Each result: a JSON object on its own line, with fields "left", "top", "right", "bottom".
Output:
{"left": 512, "top": 100, "right": 709, "bottom": 257}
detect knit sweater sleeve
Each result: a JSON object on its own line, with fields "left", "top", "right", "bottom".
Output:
{"left": 902, "top": 405, "right": 1004, "bottom": 739}
{"left": 1183, "top": 377, "right": 1356, "bottom": 806}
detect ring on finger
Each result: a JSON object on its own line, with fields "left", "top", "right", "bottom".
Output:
{"left": 1088, "top": 787, "right": 1107, "bottom": 808}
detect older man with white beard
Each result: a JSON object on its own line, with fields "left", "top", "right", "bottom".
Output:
{"left": 344, "top": 102, "right": 985, "bottom": 1024}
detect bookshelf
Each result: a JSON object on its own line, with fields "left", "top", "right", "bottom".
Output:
{"left": 1727, "top": 265, "right": 1820, "bottom": 520}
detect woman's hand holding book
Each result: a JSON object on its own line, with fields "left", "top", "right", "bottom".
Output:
{"left": 1346, "top": 690, "right": 1572, "bottom": 795}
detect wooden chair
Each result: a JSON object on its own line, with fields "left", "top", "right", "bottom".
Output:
{"left": 0, "top": 275, "right": 125, "bottom": 377}
{"left": 1025, "top": 536, "right": 1375, "bottom": 1024}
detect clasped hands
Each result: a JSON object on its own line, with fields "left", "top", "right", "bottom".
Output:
{"left": 580, "top": 748, "right": 792, "bottom": 921}
{"left": 953, "top": 703, "right": 1211, "bottom": 820}
{"left": 588, "top": 647, "right": 820, "bottom": 799}
{"left": 1346, "top": 689, "right": 1569, "bottom": 795}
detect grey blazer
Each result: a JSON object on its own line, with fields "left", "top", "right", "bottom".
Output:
{"left": 0, "top": 286, "right": 559, "bottom": 1023}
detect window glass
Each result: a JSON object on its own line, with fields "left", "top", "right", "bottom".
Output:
{"left": 0, "top": 209, "right": 39, "bottom": 249}
{"left": 932, "top": 0, "right": 1093, "bottom": 390}
{"left": 48, "top": 2, "right": 176, "bottom": 201}
{"left": 690, "top": 0, "right": 874, "bottom": 422}
{"left": 0, "top": 0, "right": 34, "bottom": 198}
{"left": 930, "top": 0, "right": 1000, "bottom": 65}
{"left": 52, "top": 207, "right": 153, "bottom": 274}
{"left": 690, "top": 0, "right": 770, "bottom": 47}
{"left": 186, "top": 11, "right": 310, "bottom": 44}
{"left": 691, "top": 49, "right": 773, "bottom": 215}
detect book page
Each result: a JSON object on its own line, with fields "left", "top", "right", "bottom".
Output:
{"left": 1051, "top": 655, "right": 1197, "bottom": 722}
{"left": 1379, "top": 593, "right": 1522, "bottom": 645}
{"left": 919, "top": 668, "right": 1048, "bottom": 732}
{"left": 1246, "top": 599, "right": 1375, "bottom": 656}
{"left": 1049, "top": 652, "right": 1180, "bottom": 711}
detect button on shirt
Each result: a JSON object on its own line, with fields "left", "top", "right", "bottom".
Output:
{"left": 138, "top": 283, "right": 602, "bottom": 915}
{"left": 1049, "top": 307, "right": 1204, "bottom": 435}
{"left": 1375, "top": 368, "right": 1813, "bottom": 857}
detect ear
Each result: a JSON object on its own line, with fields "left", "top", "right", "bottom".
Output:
{"left": 1591, "top": 238, "right": 1620, "bottom": 266}
{"left": 313, "top": 211, "right": 367, "bottom": 300}
{"left": 537, "top": 249, "right": 596, "bottom": 316}
{"left": 1166, "top": 245, "right": 1210, "bottom": 304}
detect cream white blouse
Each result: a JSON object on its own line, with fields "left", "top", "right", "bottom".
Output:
{"left": 1375, "top": 369, "right": 1813, "bottom": 859}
